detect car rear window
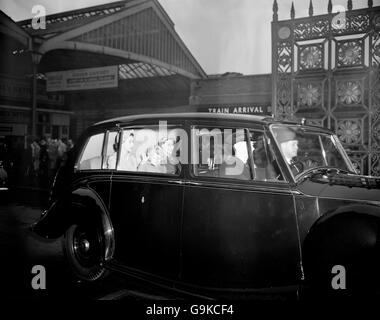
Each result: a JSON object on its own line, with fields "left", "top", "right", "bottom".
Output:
{"left": 105, "top": 126, "right": 183, "bottom": 175}
{"left": 77, "top": 133, "right": 105, "bottom": 170}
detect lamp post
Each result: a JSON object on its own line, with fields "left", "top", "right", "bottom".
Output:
{"left": 30, "top": 49, "right": 42, "bottom": 139}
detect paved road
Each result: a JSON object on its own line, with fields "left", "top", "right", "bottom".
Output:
{"left": 0, "top": 188, "right": 181, "bottom": 301}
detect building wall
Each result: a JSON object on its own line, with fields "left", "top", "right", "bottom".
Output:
{"left": 190, "top": 73, "right": 272, "bottom": 116}
{"left": 68, "top": 73, "right": 274, "bottom": 138}
{"left": 67, "top": 75, "right": 191, "bottom": 137}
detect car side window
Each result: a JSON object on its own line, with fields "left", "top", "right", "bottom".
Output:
{"left": 192, "top": 126, "right": 252, "bottom": 180}
{"left": 115, "top": 126, "right": 182, "bottom": 175}
{"left": 77, "top": 133, "right": 105, "bottom": 170}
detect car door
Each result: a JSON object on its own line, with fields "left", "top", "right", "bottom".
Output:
{"left": 181, "top": 123, "right": 301, "bottom": 290}
{"left": 109, "top": 122, "right": 185, "bottom": 281}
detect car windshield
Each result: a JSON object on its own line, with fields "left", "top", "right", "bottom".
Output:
{"left": 270, "top": 124, "right": 356, "bottom": 179}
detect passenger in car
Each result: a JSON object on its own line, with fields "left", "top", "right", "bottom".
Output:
{"left": 158, "top": 137, "right": 178, "bottom": 174}
{"left": 119, "top": 130, "right": 138, "bottom": 171}
{"left": 137, "top": 145, "right": 167, "bottom": 173}
{"left": 107, "top": 130, "right": 138, "bottom": 171}
{"left": 219, "top": 140, "right": 251, "bottom": 180}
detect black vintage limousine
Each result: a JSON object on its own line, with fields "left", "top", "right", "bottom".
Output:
{"left": 32, "top": 113, "right": 380, "bottom": 299}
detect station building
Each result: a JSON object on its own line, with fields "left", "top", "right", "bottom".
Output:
{"left": 0, "top": 0, "right": 272, "bottom": 149}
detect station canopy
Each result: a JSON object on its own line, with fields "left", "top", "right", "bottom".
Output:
{"left": 1, "top": 11, "right": 30, "bottom": 50}
{"left": 18, "top": 0, "right": 206, "bottom": 91}
{"left": 0, "top": 11, "right": 32, "bottom": 75}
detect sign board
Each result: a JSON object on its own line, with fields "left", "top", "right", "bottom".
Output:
{"left": 197, "top": 105, "right": 272, "bottom": 115}
{"left": 46, "top": 66, "right": 118, "bottom": 92}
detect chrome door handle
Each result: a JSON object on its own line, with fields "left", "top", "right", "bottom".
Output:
{"left": 186, "top": 181, "right": 202, "bottom": 186}
{"left": 170, "top": 180, "right": 185, "bottom": 185}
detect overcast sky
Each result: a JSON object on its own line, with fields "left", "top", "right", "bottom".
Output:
{"left": 0, "top": 0, "right": 376, "bottom": 75}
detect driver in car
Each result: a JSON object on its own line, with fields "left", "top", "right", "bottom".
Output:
{"left": 276, "top": 127, "right": 302, "bottom": 175}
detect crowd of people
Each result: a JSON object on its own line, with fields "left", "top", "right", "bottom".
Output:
{"left": 29, "top": 137, "right": 74, "bottom": 187}
{"left": 0, "top": 136, "right": 74, "bottom": 189}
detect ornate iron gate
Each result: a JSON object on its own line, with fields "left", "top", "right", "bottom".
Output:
{"left": 271, "top": 0, "right": 380, "bottom": 176}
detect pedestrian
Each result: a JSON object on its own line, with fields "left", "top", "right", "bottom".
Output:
{"left": 0, "top": 139, "right": 8, "bottom": 188}
{"left": 56, "top": 138, "right": 68, "bottom": 169}
{"left": 67, "top": 139, "right": 74, "bottom": 151}
{"left": 46, "top": 137, "right": 57, "bottom": 174}
{"left": 39, "top": 139, "right": 50, "bottom": 188}
{"left": 30, "top": 139, "right": 40, "bottom": 186}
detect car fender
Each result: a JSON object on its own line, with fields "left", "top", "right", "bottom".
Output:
{"left": 31, "top": 187, "right": 115, "bottom": 261}
{"left": 301, "top": 203, "right": 380, "bottom": 289}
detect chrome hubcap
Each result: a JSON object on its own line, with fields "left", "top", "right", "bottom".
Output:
{"left": 79, "top": 239, "right": 90, "bottom": 253}
{"left": 72, "top": 226, "right": 101, "bottom": 268}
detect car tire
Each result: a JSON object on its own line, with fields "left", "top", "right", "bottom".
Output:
{"left": 62, "top": 223, "right": 108, "bottom": 282}
{"left": 303, "top": 214, "right": 380, "bottom": 298}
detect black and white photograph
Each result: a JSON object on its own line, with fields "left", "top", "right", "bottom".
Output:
{"left": 0, "top": 0, "right": 380, "bottom": 313}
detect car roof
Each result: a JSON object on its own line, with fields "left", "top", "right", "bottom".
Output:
{"left": 94, "top": 112, "right": 273, "bottom": 126}
{"left": 90, "top": 112, "right": 332, "bottom": 134}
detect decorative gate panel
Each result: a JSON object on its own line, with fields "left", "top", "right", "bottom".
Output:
{"left": 271, "top": 0, "right": 380, "bottom": 176}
